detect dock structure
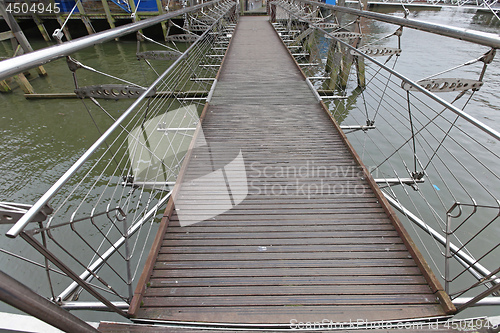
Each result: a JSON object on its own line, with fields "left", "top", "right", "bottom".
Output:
{"left": 129, "top": 16, "right": 453, "bottom": 326}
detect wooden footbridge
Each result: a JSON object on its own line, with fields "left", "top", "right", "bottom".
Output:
{"left": 125, "top": 16, "right": 454, "bottom": 327}
{"left": 7, "top": 0, "right": 500, "bottom": 331}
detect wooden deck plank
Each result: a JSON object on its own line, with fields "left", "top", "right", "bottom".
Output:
{"left": 144, "top": 285, "right": 434, "bottom": 297}
{"left": 153, "top": 259, "right": 418, "bottom": 269}
{"left": 141, "top": 294, "right": 438, "bottom": 307}
{"left": 131, "top": 16, "right": 451, "bottom": 325}
{"left": 136, "top": 305, "right": 447, "bottom": 325}
{"left": 156, "top": 251, "right": 413, "bottom": 261}
{"left": 147, "top": 275, "right": 429, "bottom": 287}
{"left": 158, "top": 244, "right": 410, "bottom": 253}
{"left": 163, "top": 224, "right": 396, "bottom": 232}
{"left": 150, "top": 267, "right": 425, "bottom": 278}
{"left": 159, "top": 237, "right": 405, "bottom": 247}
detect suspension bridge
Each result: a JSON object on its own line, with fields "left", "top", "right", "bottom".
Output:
{"left": 0, "top": 0, "right": 499, "bottom": 332}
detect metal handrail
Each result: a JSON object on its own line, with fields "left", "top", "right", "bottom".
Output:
{"left": 384, "top": 195, "right": 499, "bottom": 288}
{"left": 295, "top": 0, "right": 500, "bottom": 49}
{"left": 57, "top": 192, "right": 171, "bottom": 301}
{"left": 272, "top": 0, "right": 500, "bottom": 141}
{"left": 6, "top": 0, "right": 229, "bottom": 238}
{"left": 0, "top": 270, "right": 100, "bottom": 333}
{"left": 0, "top": 0, "right": 224, "bottom": 82}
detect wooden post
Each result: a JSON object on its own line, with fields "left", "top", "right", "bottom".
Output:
{"left": 305, "top": 29, "right": 316, "bottom": 61}
{"left": 101, "top": 0, "right": 117, "bottom": 30}
{"left": 0, "top": 2, "right": 36, "bottom": 54}
{"left": 323, "top": 1, "right": 344, "bottom": 91}
{"left": 0, "top": 1, "right": 46, "bottom": 83}
{"left": 23, "top": 0, "right": 51, "bottom": 41}
{"left": 338, "top": 47, "right": 352, "bottom": 89}
{"left": 0, "top": 80, "right": 12, "bottom": 93}
{"left": 13, "top": 74, "right": 35, "bottom": 94}
{"left": 355, "top": 52, "right": 366, "bottom": 88}
{"left": 75, "top": 1, "right": 95, "bottom": 35}
{"left": 9, "top": 43, "right": 36, "bottom": 93}
{"left": 355, "top": 0, "right": 368, "bottom": 88}
{"left": 155, "top": 0, "right": 168, "bottom": 40}
{"left": 338, "top": 0, "right": 367, "bottom": 89}
{"left": 323, "top": 40, "right": 342, "bottom": 90}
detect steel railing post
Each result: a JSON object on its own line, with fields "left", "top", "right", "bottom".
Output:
{"left": 0, "top": 270, "right": 100, "bottom": 333}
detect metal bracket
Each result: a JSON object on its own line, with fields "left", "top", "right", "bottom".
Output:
{"left": 352, "top": 46, "right": 402, "bottom": 57}
{"left": 74, "top": 84, "right": 156, "bottom": 99}
{"left": 340, "top": 125, "right": 376, "bottom": 131}
{"left": 136, "top": 50, "right": 181, "bottom": 61}
{"left": 324, "top": 32, "right": 362, "bottom": 39}
{"left": 165, "top": 34, "right": 199, "bottom": 42}
{"left": 480, "top": 48, "right": 496, "bottom": 64}
{"left": 315, "top": 22, "right": 339, "bottom": 29}
{"left": 157, "top": 125, "right": 197, "bottom": 132}
{"left": 321, "top": 95, "right": 349, "bottom": 100}
{"left": 394, "top": 26, "right": 403, "bottom": 37}
{"left": 374, "top": 178, "right": 425, "bottom": 186}
{"left": 122, "top": 175, "right": 175, "bottom": 189}
{"left": 66, "top": 57, "right": 83, "bottom": 72}
{"left": 52, "top": 29, "right": 64, "bottom": 42}
{"left": 190, "top": 77, "right": 216, "bottom": 81}
{"left": 188, "top": 24, "right": 210, "bottom": 32}
{"left": 402, "top": 78, "right": 483, "bottom": 92}
{"left": 0, "top": 202, "right": 53, "bottom": 224}
{"left": 411, "top": 171, "right": 425, "bottom": 180}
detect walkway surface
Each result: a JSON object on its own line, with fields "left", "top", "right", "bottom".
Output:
{"left": 131, "top": 16, "right": 450, "bottom": 326}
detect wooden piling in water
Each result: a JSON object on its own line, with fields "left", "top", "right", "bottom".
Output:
{"left": 0, "top": 1, "right": 47, "bottom": 94}
{"left": 23, "top": 0, "right": 51, "bottom": 41}
{"left": 155, "top": 0, "right": 168, "bottom": 40}
{"left": 338, "top": 0, "right": 367, "bottom": 89}
{"left": 355, "top": 52, "right": 366, "bottom": 88}
{"left": 0, "top": 80, "right": 12, "bottom": 93}
{"left": 75, "top": 1, "right": 95, "bottom": 35}
{"left": 13, "top": 74, "right": 35, "bottom": 94}
{"left": 101, "top": 0, "right": 117, "bottom": 30}
{"left": 324, "top": 40, "right": 342, "bottom": 90}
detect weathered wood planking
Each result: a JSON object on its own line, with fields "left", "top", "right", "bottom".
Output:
{"left": 132, "top": 16, "right": 451, "bottom": 326}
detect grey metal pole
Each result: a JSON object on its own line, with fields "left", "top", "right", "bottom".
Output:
{"left": 0, "top": 270, "right": 100, "bottom": 333}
